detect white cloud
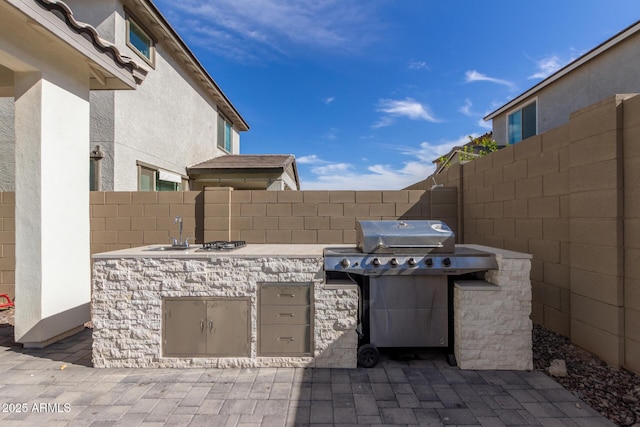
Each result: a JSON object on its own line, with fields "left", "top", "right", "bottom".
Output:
{"left": 408, "top": 61, "right": 430, "bottom": 70}
{"left": 394, "top": 136, "right": 471, "bottom": 163}
{"left": 297, "top": 154, "right": 322, "bottom": 164}
{"left": 459, "top": 98, "right": 473, "bottom": 116}
{"left": 324, "top": 97, "right": 335, "bottom": 105}
{"left": 298, "top": 139, "right": 466, "bottom": 190}
{"left": 301, "top": 161, "right": 435, "bottom": 190}
{"left": 155, "top": 0, "right": 380, "bottom": 61}
{"left": 373, "top": 98, "right": 439, "bottom": 128}
{"left": 528, "top": 52, "right": 579, "bottom": 79}
{"left": 477, "top": 118, "right": 492, "bottom": 130}
{"left": 371, "top": 116, "right": 396, "bottom": 129}
{"left": 310, "top": 162, "right": 352, "bottom": 175}
{"left": 465, "top": 70, "right": 515, "bottom": 90}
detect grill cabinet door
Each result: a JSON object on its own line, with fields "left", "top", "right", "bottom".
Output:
{"left": 163, "top": 298, "right": 250, "bottom": 357}
{"left": 164, "top": 299, "right": 207, "bottom": 356}
{"left": 369, "top": 276, "right": 448, "bottom": 348}
{"left": 206, "top": 299, "right": 250, "bottom": 357}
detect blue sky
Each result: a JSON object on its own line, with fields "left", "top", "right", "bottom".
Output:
{"left": 154, "top": 0, "right": 640, "bottom": 190}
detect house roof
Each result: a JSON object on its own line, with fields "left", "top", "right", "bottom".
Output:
{"left": 484, "top": 19, "right": 640, "bottom": 121}
{"left": 189, "top": 154, "right": 295, "bottom": 171}
{"left": 127, "top": 0, "right": 249, "bottom": 132}
{"left": 188, "top": 154, "right": 300, "bottom": 190}
{"left": 37, "top": 0, "right": 148, "bottom": 85}
{"left": 34, "top": 0, "right": 248, "bottom": 130}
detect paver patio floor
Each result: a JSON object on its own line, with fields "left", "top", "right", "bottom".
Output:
{"left": 0, "top": 326, "right": 614, "bottom": 426}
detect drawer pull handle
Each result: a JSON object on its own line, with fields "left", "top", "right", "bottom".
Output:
{"left": 209, "top": 320, "right": 213, "bottom": 332}
{"left": 278, "top": 313, "right": 295, "bottom": 317}
{"left": 200, "top": 319, "right": 204, "bottom": 332}
{"left": 278, "top": 293, "right": 295, "bottom": 298}
{"left": 278, "top": 337, "right": 295, "bottom": 341}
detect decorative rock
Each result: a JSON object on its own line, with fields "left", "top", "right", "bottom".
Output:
{"left": 548, "top": 359, "right": 568, "bottom": 377}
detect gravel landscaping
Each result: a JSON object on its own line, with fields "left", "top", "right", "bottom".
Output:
{"left": 533, "top": 324, "right": 640, "bottom": 426}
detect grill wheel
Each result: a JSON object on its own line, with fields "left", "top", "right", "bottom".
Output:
{"left": 357, "top": 344, "right": 380, "bottom": 368}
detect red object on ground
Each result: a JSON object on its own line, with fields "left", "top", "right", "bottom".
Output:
{"left": 0, "top": 294, "right": 14, "bottom": 309}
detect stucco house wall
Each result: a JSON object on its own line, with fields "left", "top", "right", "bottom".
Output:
{"left": 490, "top": 21, "right": 640, "bottom": 146}
{"left": 0, "top": 0, "right": 145, "bottom": 348}
{"left": 0, "top": 0, "right": 247, "bottom": 192}
{"left": 64, "top": 0, "right": 244, "bottom": 191}
{"left": 0, "top": 101, "right": 14, "bottom": 192}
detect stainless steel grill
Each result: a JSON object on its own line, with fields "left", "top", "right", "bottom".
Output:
{"left": 323, "top": 219, "right": 497, "bottom": 368}
{"left": 324, "top": 220, "right": 497, "bottom": 276}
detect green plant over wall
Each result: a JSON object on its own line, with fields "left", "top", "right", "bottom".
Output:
{"left": 437, "top": 134, "right": 498, "bottom": 170}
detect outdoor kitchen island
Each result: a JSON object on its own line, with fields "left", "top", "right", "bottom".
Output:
{"left": 92, "top": 242, "right": 533, "bottom": 370}
{"left": 92, "top": 244, "right": 358, "bottom": 369}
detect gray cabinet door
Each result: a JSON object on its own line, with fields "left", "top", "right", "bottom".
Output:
{"left": 164, "top": 299, "right": 207, "bottom": 356}
{"left": 206, "top": 299, "right": 250, "bottom": 357}
{"left": 163, "top": 298, "right": 250, "bottom": 357}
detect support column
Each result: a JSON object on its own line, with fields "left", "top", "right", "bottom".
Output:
{"left": 14, "top": 70, "right": 91, "bottom": 347}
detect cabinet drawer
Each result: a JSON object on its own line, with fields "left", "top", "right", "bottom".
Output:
{"left": 260, "top": 325, "right": 310, "bottom": 355}
{"left": 261, "top": 285, "right": 310, "bottom": 306}
{"left": 261, "top": 305, "right": 310, "bottom": 325}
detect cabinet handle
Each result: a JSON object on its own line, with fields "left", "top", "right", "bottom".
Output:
{"left": 200, "top": 319, "right": 204, "bottom": 332}
{"left": 278, "top": 337, "right": 295, "bottom": 341}
{"left": 209, "top": 320, "right": 213, "bottom": 332}
{"left": 278, "top": 313, "right": 295, "bottom": 317}
{"left": 279, "top": 293, "right": 295, "bottom": 298}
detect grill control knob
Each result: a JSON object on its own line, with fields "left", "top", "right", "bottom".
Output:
{"left": 425, "top": 258, "right": 434, "bottom": 267}
{"left": 443, "top": 257, "right": 451, "bottom": 267}
{"left": 390, "top": 258, "right": 399, "bottom": 267}
{"left": 372, "top": 258, "right": 381, "bottom": 267}
{"left": 407, "top": 258, "right": 416, "bottom": 267}
{"left": 340, "top": 258, "right": 350, "bottom": 268}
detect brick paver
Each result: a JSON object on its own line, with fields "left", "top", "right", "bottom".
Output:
{"left": 0, "top": 326, "right": 616, "bottom": 426}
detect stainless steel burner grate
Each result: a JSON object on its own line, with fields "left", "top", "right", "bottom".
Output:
{"left": 200, "top": 241, "right": 246, "bottom": 251}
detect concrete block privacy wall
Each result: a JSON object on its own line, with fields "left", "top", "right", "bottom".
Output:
{"left": 0, "top": 187, "right": 451, "bottom": 298}
{"left": 0, "top": 192, "right": 14, "bottom": 298}
{"left": 408, "top": 93, "right": 640, "bottom": 373}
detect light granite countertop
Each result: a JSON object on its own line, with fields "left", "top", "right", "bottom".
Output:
{"left": 92, "top": 243, "right": 530, "bottom": 260}
{"left": 92, "top": 244, "right": 352, "bottom": 259}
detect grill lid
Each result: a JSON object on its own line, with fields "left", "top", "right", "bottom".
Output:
{"left": 356, "top": 220, "right": 455, "bottom": 254}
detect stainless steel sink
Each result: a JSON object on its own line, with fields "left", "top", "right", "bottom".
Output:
{"left": 148, "top": 246, "right": 191, "bottom": 251}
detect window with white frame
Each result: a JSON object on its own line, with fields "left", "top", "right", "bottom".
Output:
{"left": 217, "top": 114, "right": 232, "bottom": 152}
{"left": 508, "top": 100, "right": 537, "bottom": 144}
{"left": 126, "top": 15, "right": 155, "bottom": 66}
{"left": 137, "top": 163, "right": 183, "bottom": 191}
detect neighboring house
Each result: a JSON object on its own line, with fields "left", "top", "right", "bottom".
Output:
{"left": 1, "top": 0, "right": 250, "bottom": 191}
{"left": 188, "top": 154, "right": 301, "bottom": 191}
{"left": 485, "top": 19, "right": 640, "bottom": 146}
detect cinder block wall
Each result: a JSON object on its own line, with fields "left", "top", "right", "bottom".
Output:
{"left": 89, "top": 191, "right": 204, "bottom": 254}
{"left": 411, "top": 94, "right": 638, "bottom": 372}
{"left": 227, "top": 189, "right": 451, "bottom": 244}
{"left": 0, "top": 187, "right": 450, "bottom": 297}
{"left": 0, "top": 192, "right": 14, "bottom": 298}
{"left": 623, "top": 95, "right": 640, "bottom": 374}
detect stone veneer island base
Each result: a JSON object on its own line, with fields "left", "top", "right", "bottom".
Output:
{"left": 92, "top": 244, "right": 532, "bottom": 370}
{"left": 92, "top": 244, "right": 358, "bottom": 369}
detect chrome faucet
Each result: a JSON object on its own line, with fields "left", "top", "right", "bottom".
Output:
{"left": 170, "top": 216, "right": 190, "bottom": 248}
